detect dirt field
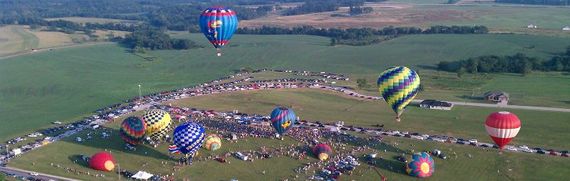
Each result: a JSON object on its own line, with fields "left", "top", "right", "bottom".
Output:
{"left": 0, "top": 26, "right": 38, "bottom": 56}
{"left": 33, "top": 31, "right": 73, "bottom": 48}
{"left": 94, "top": 30, "right": 130, "bottom": 40}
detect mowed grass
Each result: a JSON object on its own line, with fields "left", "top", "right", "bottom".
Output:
{"left": 1, "top": 34, "right": 570, "bottom": 142}
{"left": 168, "top": 89, "right": 570, "bottom": 150}
{"left": 8, "top": 113, "right": 569, "bottom": 181}
{"left": 417, "top": 4, "right": 570, "bottom": 33}
{"left": 0, "top": 25, "right": 38, "bottom": 56}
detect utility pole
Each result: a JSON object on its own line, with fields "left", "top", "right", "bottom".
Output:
{"left": 138, "top": 84, "right": 142, "bottom": 104}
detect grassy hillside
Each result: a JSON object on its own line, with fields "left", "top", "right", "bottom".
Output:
{"left": 1, "top": 34, "right": 570, "bottom": 142}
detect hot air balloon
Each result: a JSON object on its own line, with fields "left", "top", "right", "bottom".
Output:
{"left": 149, "top": 120, "right": 172, "bottom": 142}
{"left": 313, "top": 143, "right": 333, "bottom": 161}
{"left": 119, "top": 116, "right": 146, "bottom": 145}
{"left": 204, "top": 134, "right": 222, "bottom": 151}
{"left": 406, "top": 152, "right": 434, "bottom": 178}
{"left": 270, "top": 107, "right": 297, "bottom": 136}
{"left": 171, "top": 122, "right": 206, "bottom": 156}
{"left": 377, "top": 66, "right": 421, "bottom": 122}
{"left": 199, "top": 6, "right": 239, "bottom": 56}
{"left": 485, "top": 111, "right": 521, "bottom": 150}
{"left": 142, "top": 109, "right": 171, "bottom": 136}
{"left": 89, "top": 152, "right": 115, "bottom": 172}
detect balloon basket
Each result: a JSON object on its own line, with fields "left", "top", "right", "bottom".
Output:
{"left": 217, "top": 52, "right": 222, "bottom": 57}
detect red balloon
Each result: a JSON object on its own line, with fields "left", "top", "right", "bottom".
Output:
{"left": 89, "top": 152, "right": 116, "bottom": 172}
{"left": 484, "top": 111, "right": 521, "bottom": 149}
{"left": 313, "top": 143, "right": 333, "bottom": 161}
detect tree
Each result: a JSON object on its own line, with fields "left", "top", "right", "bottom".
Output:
{"left": 456, "top": 68, "right": 466, "bottom": 78}
{"left": 356, "top": 78, "right": 369, "bottom": 89}
{"left": 133, "top": 46, "right": 146, "bottom": 54}
{"left": 330, "top": 38, "right": 337, "bottom": 46}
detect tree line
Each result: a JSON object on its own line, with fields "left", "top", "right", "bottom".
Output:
{"left": 237, "top": 25, "right": 488, "bottom": 45}
{"left": 437, "top": 46, "right": 570, "bottom": 75}
{"left": 284, "top": 0, "right": 385, "bottom": 16}
{"left": 119, "top": 27, "right": 202, "bottom": 50}
{"left": 496, "top": 0, "right": 570, "bottom": 5}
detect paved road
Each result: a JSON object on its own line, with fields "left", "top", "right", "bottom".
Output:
{"left": 0, "top": 166, "right": 80, "bottom": 181}
{"left": 412, "top": 99, "right": 570, "bottom": 113}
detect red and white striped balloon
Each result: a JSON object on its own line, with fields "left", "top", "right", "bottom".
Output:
{"left": 485, "top": 111, "right": 521, "bottom": 149}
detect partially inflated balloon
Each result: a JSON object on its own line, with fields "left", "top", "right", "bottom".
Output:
{"left": 119, "top": 116, "right": 146, "bottom": 145}
{"left": 204, "top": 134, "right": 222, "bottom": 151}
{"left": 270, "top": 107, "right": 297, "bottom": 135}
{"left": 89, "top": 152, "right": 115, "bottom": 172}
{"left": 199, "top": 6, "right": 239, "bottom": 56}
{"left": 313, "top": 144, "right": 333, "bottom": 161}
{"left": 377, "top": 66, "right": 420, "bottom": 122}
{"left": 406, "top": 152, "right": 434, "bottom": 178}
{"left": 485, "top": 111, "right": 521, "bottom": 150}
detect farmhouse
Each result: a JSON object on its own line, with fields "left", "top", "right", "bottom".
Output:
{"left": 563, "top": 26, "right": 570, "bottom": 31}
{"left": 419, "top": 100, "right": 454, "bottom": 110}
{"left": 484, "top": 91, "right": 509, "bottom": 105}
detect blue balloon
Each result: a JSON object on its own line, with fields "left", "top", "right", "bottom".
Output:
{"left": 199, "top": 7, "right": 239, "bottom": 56}
{"left": 172, "top": 122, "right": 206, "bottom": 155}
{"left": 270, "top": 107, "right": 297, "bottom": 135}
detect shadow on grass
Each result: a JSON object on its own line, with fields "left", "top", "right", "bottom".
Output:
{"left": 373, "top": 157, "right": 407, "bottom": 175}
{"left": 62, "top": 126, "right": 171, "bottom": 161}
{"left": 68, "top": 155, "right": 90, "bottom": 169}
{"left": 358, "top": 154, "right": 407, "bottom": 176}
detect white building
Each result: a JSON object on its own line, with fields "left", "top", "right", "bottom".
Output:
{"left": 563, "top": 26, "right": 570, "bottom": 31}
{"left": 527, "top": 24, "right": 538, "bottom": 29}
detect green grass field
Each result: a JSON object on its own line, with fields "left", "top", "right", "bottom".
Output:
{"left": 8, "top": 95, "right": 569, "bottom": 180}
{"left": 2, "top": 34, "right": 570, "bottom": 142}
{"left": 416, "top": 4, "right": 570, "bottom": 33}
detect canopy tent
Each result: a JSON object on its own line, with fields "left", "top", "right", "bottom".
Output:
{"left": 131, "top": 171, "right": 153, "bottom": 180}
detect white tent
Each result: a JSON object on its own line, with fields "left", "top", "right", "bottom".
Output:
{"left": 131, "top": 171, "right": 153, "bottom": 180}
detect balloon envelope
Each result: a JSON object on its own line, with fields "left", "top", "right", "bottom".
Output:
{"left": 119, "top": 116, "right": 146, "bottom": 145}
{"left": 485, "top": 111, "right": 521, "bottom": 149}
{"left": 89, "top": 152, "right": 115, "bottom": 172}
{"left": 172, "top": 122, "right": 206, "bottom": 155}
{"left": 199, "top": 7, "right": 238, "bottom": 52}
{"left": 377, "top": 66, "right": 420, "bottom": 120}
{"left": 142, "top": 109, "right": 171, "bottom": 135}
{"left": 313, "top": 143, "right": 333, "bottom": 161}
{"left": 150, "top": 120, "right": 172, "bottom": 142}
{"left": 270, "top": 107, "right": 297, "bottom": 135}
{"left": 406, "top": 152, "right": 434, "bottom": 178}
{"left": 204, "top": 134, "right": 222, "bottom": 151}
